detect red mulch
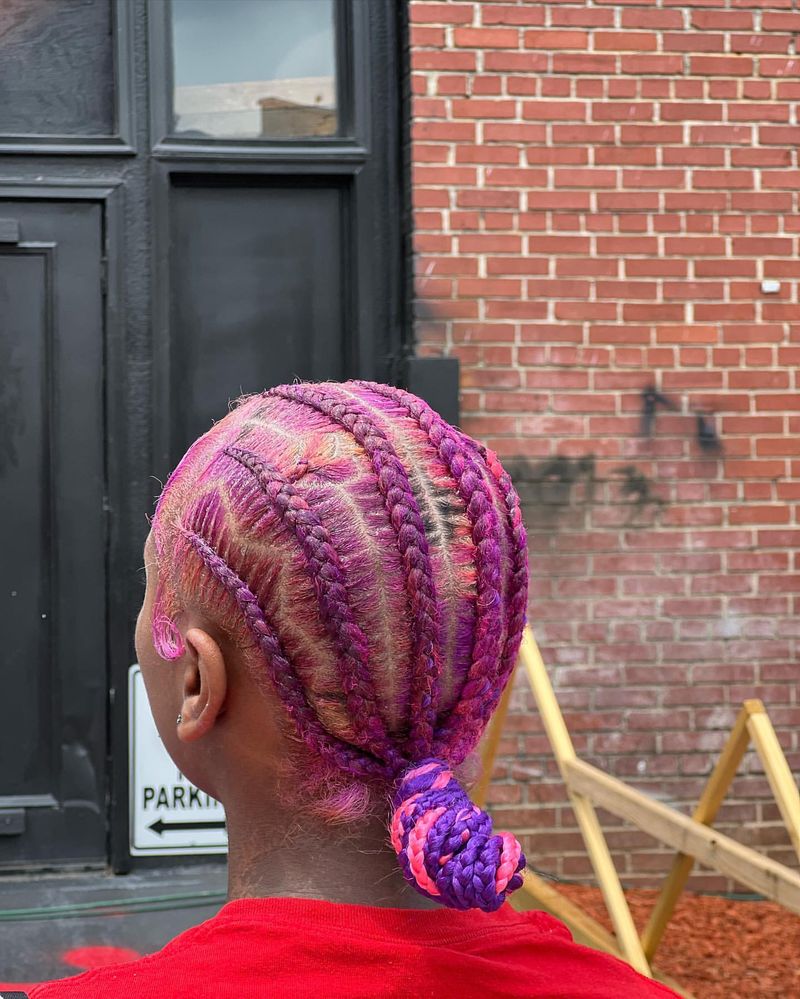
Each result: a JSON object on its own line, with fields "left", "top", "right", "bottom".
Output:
{"left": 557, "top": 884, "right": 800, "bottom": 998}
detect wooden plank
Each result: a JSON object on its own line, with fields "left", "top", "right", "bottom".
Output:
{"left": 519, "top": 628, "right": 578, "bottom": 767}
{"left": 566, "top": 757, "right": 800, "bottom": 914}
{"left": 516, "top": 872, "right": 694, "bottom": 998}
{"left": 519, "top": 628, "right": 652, "bottom": 977}
{"left": 747, "top": 710, "right": 800, "bottom": 862}
{"left": 640, "top": 702, "right": 755, "bottom": 960}
{"left": 473, "top": 665, "right": 517, "bottom": 809}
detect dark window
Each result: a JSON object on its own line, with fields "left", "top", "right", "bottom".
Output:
{"left": 170, "top": 0, "right": 338, "bottom": 139}
{"left": 0, "top": 0, "right": 114, "bottom": 136}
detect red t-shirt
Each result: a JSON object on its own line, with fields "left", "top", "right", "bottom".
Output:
{"left": 30, "top": 897, "right": 677, "bottom": 998}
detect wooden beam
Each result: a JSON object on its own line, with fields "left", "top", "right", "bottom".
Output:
{"left": 747, "top": 709, "right": 800, "bottom": 862}
{"left": 640, "top": 701, "right": 755, "bottom": 960}
{"left": 565, "top": 757, "right": 800, "bottom": 915}
{"left": 473, "top": 665, "right": 517, "bottom": 809}
{"left": 519, "top": 629, "right": 652, "bottom": 977}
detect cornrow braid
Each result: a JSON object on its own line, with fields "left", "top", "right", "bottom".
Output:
{"left": 222, "top": 444, "right": 403, "bottom": 770}
{"left": 183, "top": 527, "right": 392, "bottom": 779}
{"left": 478, "top": 444, "right": 529, "bottom": 692}
{"left": 269, "top": 383, "right": 442, "bottom": 762}
{"left": 353, "top": 382, "right": 509, "bottom": 763}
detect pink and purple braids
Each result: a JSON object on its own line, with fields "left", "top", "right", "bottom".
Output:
{"left": 151, "top": 381, "right": 529, "bottom": 912}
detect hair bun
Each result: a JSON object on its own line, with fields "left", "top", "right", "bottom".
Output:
{"left": 390, "top": 759, "right": 525, "bottom": 911}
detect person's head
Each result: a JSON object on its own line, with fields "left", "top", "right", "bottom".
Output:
{"left": 136, "top": 381, "right": 528, "bottom": 911}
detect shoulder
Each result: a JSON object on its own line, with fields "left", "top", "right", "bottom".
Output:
{"left": 468, "top": 909, "right": 678, "bottom": 998}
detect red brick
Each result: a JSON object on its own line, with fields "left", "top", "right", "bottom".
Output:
{"left": 457, "top": 189, "right": 519, "bottom": 208}
{"left": 595, "top": 32, "right": 657, "bottom": 51}
{"left": 522, "top": 102, "right": 587, "bottom": 121}
{"left": 435, "top": 75, "right": 468, "bottom": 97}
{"left": 620, "top": 124, "right": 683, "bottom": 144}
{"left": 483, "top": 51, "right": 548, "bottom": 72}
{"left": 410, "top": 3, "right": 474, "bottom": 24}
{"left": 524, "top": 30, "right": 588, "bottom": 50}
{"left": 664, "top": 33, "right": 725, "bottom": 53}
{"left": 485, "top": 300, "right": 548, "bottom": 319}
{"left": 553, "top": 53, "right": 617, "bottom": 74}
{"left": 730, "top": 506, "right": 791, "bottom": 525}
{"left": 457, "top": 234, "right": 521, "bottom": 252}
{"left": 661, "top": 103, "right": 723, "bottom": 121}
{"left": 690, "top": 125, "right": 753, "bottom": 145}
{"left": 454, "top": 27, "right": 519, "bottom": 48}
{"left": 414, "top": 123, "right": 476, "bottom": 147}
{"left": 729, "top": 104, "right": 790, "bottom": 123}
{"left": 456, "top": 144, "right": 519, "bottom": 164}
{"left": 756, "top": 437, "right": 800, "bottom": 456}
{"left": 484, "top": 167, "right": 547, "bottom": 186}
{"left": 483, "top": 123, "right": 546, "bottom": 142}
{"left": 623, "top": 8, "right": 683, "bottom": 29}
{"left": 451, "top": 99, "right": 517, "bottom": 119}
{"left": 412, "top": 50, "right": 477, "bottom": 71}
{"left": 692, "top": 10, "right": 753, "bottom": 30}
{"left": 762, "top": 13, "right": 800, "bottom": 31}
{"left": 691, "top": 56, "right": 754, "bottom": 76}
{"left": 481, "top": 5, "right": 545, "bottom": 27}
{"left": 592, "top": 102, "right": 655, "bottom": 121}
{"left": 410, "top": 25, "right": 446, "bottom": 47}
{"left": 552, "top": 8, "right": 614, "bottom": 28}
{"left": 732, "top": 237, "right": 795, "bottom": 256}
{"left": 758, "top": 57, "right": 800, "bottom": 75}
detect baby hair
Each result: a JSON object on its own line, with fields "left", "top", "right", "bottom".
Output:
{"left": 151, "top": 381, "right": 528, "bottom": 911}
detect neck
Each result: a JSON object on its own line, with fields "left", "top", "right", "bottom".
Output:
{"left": 223, "top": 792, "right": 439, "bottom": 910}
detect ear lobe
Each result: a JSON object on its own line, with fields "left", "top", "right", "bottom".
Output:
{"left": 176, "top": 627, "right": 228, "bottom": 743}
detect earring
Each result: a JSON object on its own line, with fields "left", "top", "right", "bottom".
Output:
{"left": 176, "top": 713, "right": 182, "bottom": 725}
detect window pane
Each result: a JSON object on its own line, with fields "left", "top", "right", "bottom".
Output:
{"left": 0, "top": 0, "right": 114, "bottom": 137}
{"left": 170, "top": 0, "right": 337, "bottom": 140}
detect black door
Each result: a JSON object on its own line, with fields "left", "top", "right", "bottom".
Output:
{"left": 0, "top": 200, "right": 107, "bottom": 868}
{"left": 0, "top": 0, "right": 406, "bottom": 870}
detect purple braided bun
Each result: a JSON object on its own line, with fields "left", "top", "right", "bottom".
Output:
{"left": 390, "top": 758, "right": 525, "bottom": 911}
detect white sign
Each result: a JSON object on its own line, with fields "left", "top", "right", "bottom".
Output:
{"left": 129, "top": 664, "right": 228, "bottom": 856}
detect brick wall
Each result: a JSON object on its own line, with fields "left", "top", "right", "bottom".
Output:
{"left": 409, "top": 0, "right": 799, "bottom": 889}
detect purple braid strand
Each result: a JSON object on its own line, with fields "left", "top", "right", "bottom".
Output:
{"left": 223, "top": 444, "right": 403, "bottom": 770}
{"left": 354, "top": 382, "right": 507, "bottom": 763}
{"left": 478, "top": 444, "right": 529, "bottom": 691}
{"left": 269, "top": 383, "right": 442, "bottom": 762}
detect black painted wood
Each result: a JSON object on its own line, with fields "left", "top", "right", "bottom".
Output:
{"left": 0, "top": 200, "right": 107, "bottom": 868}
{"left": 169, "top": 177, "right": 346, "bottom": 457}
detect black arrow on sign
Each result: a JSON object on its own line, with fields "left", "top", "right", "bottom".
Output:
{"left": 148, "top": 818, "right": 227, "bottom": 836}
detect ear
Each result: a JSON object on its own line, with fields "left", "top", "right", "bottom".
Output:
{"left": 176, "top": 627, "right": 228, "bottom": 743}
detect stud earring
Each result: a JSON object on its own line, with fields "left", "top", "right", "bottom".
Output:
{"left": 176, "top": 713, "right": 182, "bottom": 725}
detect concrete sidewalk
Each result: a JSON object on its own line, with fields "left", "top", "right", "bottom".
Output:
{"left": 0, "top": 864, "right": 227, "bottom": 986}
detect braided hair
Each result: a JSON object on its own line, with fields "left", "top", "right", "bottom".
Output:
{"left": 151, "top": 381, "right": 528, "bottom": 912}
